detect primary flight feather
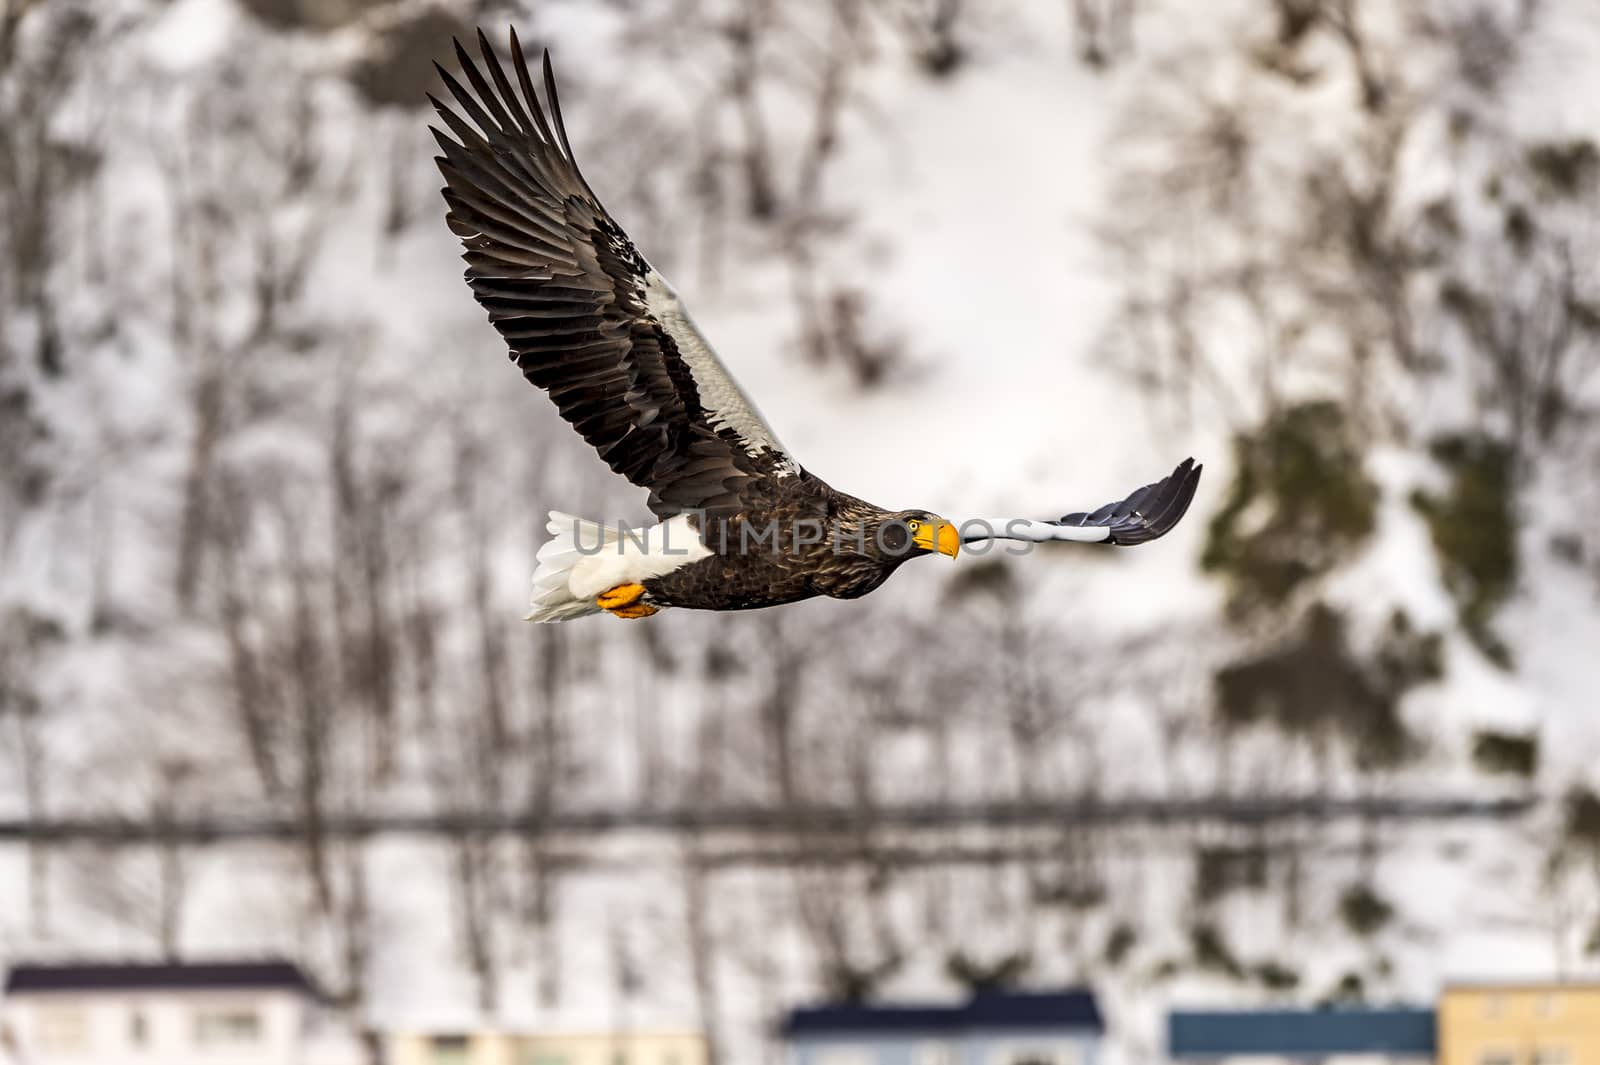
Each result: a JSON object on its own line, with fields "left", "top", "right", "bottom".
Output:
{"left": 430, "top": 29, "right": 1202, "bottom": 622}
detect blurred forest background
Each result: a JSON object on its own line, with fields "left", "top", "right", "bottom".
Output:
{"left": 3, "top": 0, "right": 1600, "bottom": 1060}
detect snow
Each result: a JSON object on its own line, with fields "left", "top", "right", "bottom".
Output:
{"left": 3, "top": 0, "right": 1600, "bottom": 1061}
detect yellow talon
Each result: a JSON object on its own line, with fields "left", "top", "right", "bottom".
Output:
{"left": 596, "top": 582, "right": 647, "bottom": 610}
{"left": 607, "top": 602, "right": 660, "bottom": 620}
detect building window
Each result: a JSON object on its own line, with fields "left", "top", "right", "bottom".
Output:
{"left": 1537, "top": 995, "right": 1562, "bottom": 1019}
{"left": 916, "top": 1041, "right": 957, "bottom": 1065}
{"left": 1533, "top": 1049, "right": 1569, "bottom": 1065}
{"left": 816, "top": 1048, "right": 874, "bottom": 1065}
{"left": 194, "top": 1009, "right": 262, "bottom": 1046}
{"left": 129, "top": 1010, "right": 149, "bottom": 1048}
{"left": 519, "top": 1050, "right": 569, "bottom": 1065}
{"left": 994, "top": 1046, "right": 1079, "bottom": 1065}
{"left": 1484, "top": 995, "right": 1508, "bottom": 1019}
{"left": 1480, "top": 1050, "right": 1516, "bottom": 1065}
{"left": 36, "top": 1008, "right": 89, "bottom": 1054}
{"left": 430, "top": 1034, "right": 473, "bottom": 1065}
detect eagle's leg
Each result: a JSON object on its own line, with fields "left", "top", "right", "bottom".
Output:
{"left": 596, "top": 582, "right": 659, "bottom": 619}
{"left": 596, "top": 582, "right": 647, "bottom": 609}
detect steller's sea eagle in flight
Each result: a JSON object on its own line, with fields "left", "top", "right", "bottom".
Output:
{"left": 430, "top": 30, "right": 1201, "bottom": 622}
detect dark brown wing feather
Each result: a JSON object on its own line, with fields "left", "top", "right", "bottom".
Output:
{"left": 1056, "top": 458, "right": 1202, "bottom": 545}
{"left": 430, "top": 29, "right": 798, "bottom": 520}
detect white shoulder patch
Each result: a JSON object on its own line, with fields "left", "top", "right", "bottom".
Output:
{"left": 643, "top": 271, "right": 799, "bottom": 476}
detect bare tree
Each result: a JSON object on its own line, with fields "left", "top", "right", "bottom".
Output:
{"left": 0, "top": 606, "right": 65, "bottom": 936}
{"left": 152, "top": 50, "right": 351, "bottom": 608}
{"left": 1072, "top": 0, "right": 1137, "bottom": 69}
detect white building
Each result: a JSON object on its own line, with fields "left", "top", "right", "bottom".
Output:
{"left": 0, "top": 960, "right": 366, "bottom": 1065}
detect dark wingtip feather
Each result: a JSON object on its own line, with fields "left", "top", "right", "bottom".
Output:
{"left": 1057, "top": 456, "right": 1204, "bottom": 546}
{"left": 541, "top": 49, "right": 571, "bottom": 156}
{"left": 427, "top": 124, "right": 458, "bottom": 155}
{"left": 534, "top": 46, "right": 599, "bottom": 200}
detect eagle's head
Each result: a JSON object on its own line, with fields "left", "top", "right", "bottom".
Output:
{"left": 875, "top": 510, "right": 960, "bottom": 560}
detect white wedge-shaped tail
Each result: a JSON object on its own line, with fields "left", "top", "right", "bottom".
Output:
{"left": 527, "top": 512, "right": 712, "bottom": 623}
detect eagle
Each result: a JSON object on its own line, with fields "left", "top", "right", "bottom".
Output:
{"left": 430, "top": 30, "right": 1202, "bottom": 622}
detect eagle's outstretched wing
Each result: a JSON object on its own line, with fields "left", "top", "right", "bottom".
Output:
{"left": 1054, "top": 457, "right": 1202, "bottom": 545}
{"left": 430, "top": 30, "right": 798, "bottom": 520}
{"left": 963, "top": 459, "right": 1202, "bottom": 546}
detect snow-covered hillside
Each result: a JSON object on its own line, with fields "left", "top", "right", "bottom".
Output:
{"left": 2, "top": 0, "right": 1599, "bottom": 1060}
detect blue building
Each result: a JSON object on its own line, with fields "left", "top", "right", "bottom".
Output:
{"left": 782, "top": 987, "right": 1105, "bottom": 1065}
{"left": 1168, "top": 1007, "right": 1436, "bottom": 1063}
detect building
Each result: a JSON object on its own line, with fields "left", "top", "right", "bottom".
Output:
{"left": 781, "top": 987, "right": 1105, "bottom": 1065}
{"left": 1167, "top": 1007, "right": 1436, "bottom": 1064}
{"left": 0, "top": 959, "right": 364, "bottom": 1065}
{"left": 1439, "top": 982, "right": 1600, "bottom": 1065}
{"left": 386, "top": 1027, "right": 709, "bottom": 1065}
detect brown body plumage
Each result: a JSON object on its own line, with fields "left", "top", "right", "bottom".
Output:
{"left": 642, "top": 479, "right": 928, "bottom": 612}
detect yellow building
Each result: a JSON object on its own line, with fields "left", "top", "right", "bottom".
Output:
{"left": 1440, "top": 983, "right": 1600, "bottom": 1065}
{"left": 388, "top": 1028, "right": 709, "bottom": 1065}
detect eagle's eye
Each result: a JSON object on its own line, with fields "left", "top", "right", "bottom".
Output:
{"left": 907, "top": 519, "right": 922, "bottom": 532}
{"left": 878, "top": 521, "right": 911, "bottom": 554}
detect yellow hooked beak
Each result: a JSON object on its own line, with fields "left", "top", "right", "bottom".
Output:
{"left": 911, "top": 518, "right": 961, "bottom": 558}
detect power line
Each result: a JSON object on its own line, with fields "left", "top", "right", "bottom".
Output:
{"left": 0, "top": 793, "right": 1539, "bottom": 846}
